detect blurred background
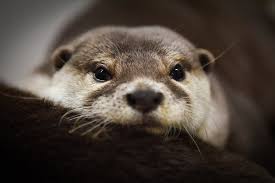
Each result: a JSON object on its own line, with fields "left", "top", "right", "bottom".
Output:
{"left": 0, "top": 0, "right": 91, "bottom": 84}
{"left": 0, "top": 0, "right": 274, "bottom": 85}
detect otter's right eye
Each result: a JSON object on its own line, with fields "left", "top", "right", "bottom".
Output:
{"left": 170, "top": 64, "right": 186, "bottom": 81}
{"left": 94, "top": 67, "right": 112, "bottom": 82}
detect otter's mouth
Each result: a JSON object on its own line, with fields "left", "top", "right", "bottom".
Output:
{"left": 132, "top": 115, "right": 164, "bottom": 129}
{"left": 66, "top": 112, "right": 167, "bottom": 137}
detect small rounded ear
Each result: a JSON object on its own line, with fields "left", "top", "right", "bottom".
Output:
{"left": 196, "top": 49, "right": 215, "bottom": 73}
{"left": 51, "top": 46, "right": 74, "bottom": 71}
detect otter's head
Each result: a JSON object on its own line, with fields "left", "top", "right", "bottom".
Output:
{"left": 45, "top": 26, "right": 226, "bottom": 146}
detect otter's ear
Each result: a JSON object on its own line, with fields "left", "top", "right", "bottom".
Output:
{"left": 196, "top": 49, "right": 215, "bottom": 73}
{"left": 51, "top": 46, "right": 74, "bottom": 71}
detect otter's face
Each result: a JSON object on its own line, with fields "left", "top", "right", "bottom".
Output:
{"left": 47, "top": 27, "right": 215, "bottom": 138}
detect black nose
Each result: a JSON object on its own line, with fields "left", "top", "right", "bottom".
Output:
{"left": 126, "top": 90, "right": 164, "bottom": 113}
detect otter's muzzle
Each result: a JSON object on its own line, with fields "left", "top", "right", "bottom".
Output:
{"left": 126, "top": 90, "right": 163, "bottom": 113}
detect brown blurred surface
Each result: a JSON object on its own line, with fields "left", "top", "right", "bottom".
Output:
{"left": 1, "top": 83, "right": 274, "bottom": 182}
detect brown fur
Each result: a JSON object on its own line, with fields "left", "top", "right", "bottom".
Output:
{"left": 0, "top": 83, "right": 274, "bottom": 182}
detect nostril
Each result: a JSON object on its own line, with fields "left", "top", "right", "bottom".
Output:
{"left": 126, "top": 93, "right": 136, "bottom": 105}
{"left": 153, "top": 92, "right": 163, "bottom": 105}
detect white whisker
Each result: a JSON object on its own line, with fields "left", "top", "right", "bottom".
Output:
{"left": 81, "top": 120, "right": 108, "bottom": 136}
{"left": 182, "top": 124, "right": 203, "bottom": 157}
{"left": 69, "top": 119, "right": 99, "bottom": 133}
{"left": 0, "top": 91, "right": 41, "bottom": 100}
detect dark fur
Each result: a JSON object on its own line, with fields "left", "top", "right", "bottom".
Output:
{"left": 0, "top": 83, "right": 274, "bottom": 182}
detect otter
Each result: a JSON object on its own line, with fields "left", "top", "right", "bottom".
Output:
{"left": 16, "top": 0, "right": 275, "bottom": 173}
{"left": 20, "top": 26, "right": 229, "bottom": 147}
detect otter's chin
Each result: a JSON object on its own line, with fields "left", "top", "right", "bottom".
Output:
{"left": 132, "top": 117, "right": 167, "bottom": 135}
{"left": 122, "top": 114, "right": 165, "bottom": 133}
{"left": 144, "top": 127, "right": 165, "bottom": 135}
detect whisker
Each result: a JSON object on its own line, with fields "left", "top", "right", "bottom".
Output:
{"left": 176, "top": 122, "right": 182, "bottom": 138}
{"left": 92, "top": 121, "right": 112, "bottom": 137}
{"left": 81, "top": 120, "right": 108, "bottom": 136}
{"left": 203, "top": 126, "right": 209, "bottom": 140}
{"left": 59, "top": 108, "right": 82, "bottom": 126}
{"left": 0, "top": 91, "right": 41, "bottom": 100}
{"left": 67, "top": 114, "right": 84, "bottom": 122}
{"left": 69, "top": 119, "right": 99, "bottom": 133}
{"left": 165, "top": 125, "right": 171, "bottom": 139}
{"left": 182, "top": 124, "right": 203, "bottom": 158}
{"left": 59, "top": 106, "right": 94, "bottom": 126}
{"left": 171, "top": 124, "right": 177, "bottom": 137}
{"left": 71, "top": 115, "right": 89, "bottom": 128}
{"left": 195, "top": 41, "right": 239, "bottom": 71}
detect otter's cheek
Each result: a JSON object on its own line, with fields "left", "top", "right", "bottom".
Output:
{"left": 88, "top": 92, "right": 141, "bottom": 125}
{"left": 152, "top": 96, "right": 189, "bottom": 128}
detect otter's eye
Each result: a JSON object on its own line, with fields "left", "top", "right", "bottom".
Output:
{"left": 170, "top": 64, "right": 185, "bottom": 81}
{"left": 94, "top": 67, "right": 112, "bottom": 82}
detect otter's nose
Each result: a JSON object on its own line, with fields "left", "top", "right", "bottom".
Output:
{"left": 126, "top": 90, "right": 164, "bottom": 113}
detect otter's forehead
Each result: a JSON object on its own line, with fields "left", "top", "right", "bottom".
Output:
{"left": 74, "top": 26, "right": 195, "bottom": 59}
{"left": 69, "top": 26, "right": 199, "bottom": 80}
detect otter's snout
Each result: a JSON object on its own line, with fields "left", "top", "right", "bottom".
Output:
{"left": 126, "top": 90, "right": 163, "bottom": 113}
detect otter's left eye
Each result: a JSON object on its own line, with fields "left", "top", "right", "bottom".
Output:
{"left": 94, "top": 67, "right": 112, "bottom": 82}
{"left": 170, "top": 64, "right": 185, "bottom": 81}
